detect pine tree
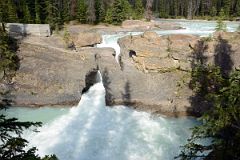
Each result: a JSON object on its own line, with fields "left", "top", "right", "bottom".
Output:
{"left": 95, "top": 0, "right": 105, "bottom": 23}
{"left": 215, "top": 18, "right": 227, "bottom": 32}
{"left": 22, "top": 1, "right": 32, "bottom": 24}
{"left": 159, "top": 0, "right": 166, "bottom": 18}
{"left": 77, "top": 0, "right": 87, "bottom": 23}
{"left": 177, "top": 67, "right": 240, "bottom": 160}
{"left": 104, "top": 7, "right": 113, "bottom": 24}
{"left": 219, "top": 8, "right": 225, "bottom": 19}
{"left": 7, "top": 0, "right": 18, "bottom": 23}
{"left": 134, "top": 0, "right": 144, "bottom": 19}
{"left": 45, "top": 0, "right": 54, "bottom": 26}
{"left": 236, "top": 0, "right": 240, "bottom": 16}
{"left": 122, "top": 0, "right": 132, "bottom": 19}
{"left": 0, "top": 26, "right": 18, "bottom": 76}
{"left": 0, "top": 0, "right": 8, "bottom": 26}
{"left": 111, "top": 0, "right": 131, "bottom": 24}
{"left": 35, "top": 0, "right": 41, "bottom": 24}
{"left": 173, "top": 0, "right": 179, "bottom": 17}
{"left": 45, "top": 0, "right": 62, "bottom": 30}
{"left": 0, "top": 100, "right": 58, "bottom": 159}
{"left": 223, "top": 0, "right": 231, "bottom": 17}
{"left": 62, "top": 0, "right": 71, "bottom": 22}
{"left": 210, "top": 6, "right": 217, "bottom": 17}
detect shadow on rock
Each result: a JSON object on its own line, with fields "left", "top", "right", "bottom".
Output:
{"left": 102, "top": 68, "right": 115, "bottom": 105}
{"left": 214, "top": 35, "right": 233, "bottom": 77}
{"left": 121, "top": 80, "right": 135, "bottom": 106}
{"left": 187, "top": 35, "right": 234, "bottom": 116}
{"left": 81, "top": 69, "right": 99, "bottom": 94}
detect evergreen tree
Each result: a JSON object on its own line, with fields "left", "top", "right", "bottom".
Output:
{"left": 210, "top": 6, "right": 217, "bottom": 17}
{"left": 0, "top": 105, "right": 58, "bottom": 160}
{"left": 219, "top": 8, "right": 226, "bottom": 19}
{"left": 159, "top": 0, "right": 166, "bottom": 18}
{"left": 215, "top": 18, "right": 227, "bottom": 32}
{"left": 0, "top": 0, "right": 8, "bottom": 26}
{"left": 177, "top": 67, "right": 240, "bottom": 160}
{"left": 95, "top": 0, "right": 105, "bottom": 23}
{"left": 111, "top": 0, "right": 132, "bottom": 24}
{"left": 104, "top": 7, "right": 113, "bottom": 24}
{"left": 45, "top": 0, "right": 54, "bottom": 27}
{"left": 122, "top": 0, "right": 133, "bottom": 19}
{"left": 1, "top": 0, "right": 240, "bottom": 30}
{"left": 35, "top": 0, "right": 41, "bottom": 24}
{"left": 62, "top": 0, "right": 71, "bottom": 22}
{"left": 77, "top": 0, "right": 87, "bottom": 23}
{"left": 0, "top": 26, "right": 18, "bottom": 77}
{"left": 134, "top": 0, "right": 144, "bottom": 19}
{"left": 45, "top": 0, "right": 62, "bottom": 30}
{"left": 223, "top": 0, "right": 231, "bottom": 17}
{"left": 7, "top": 0, "right": 18, "bottom": 23}
{"left": 111, "top": 0, "right": 126, "bottom": 24}
{"left": 22, "top": 1, "right": 32, "bottom": 24}
{"left": 236, "top": 0, "right": 240, "bottom": 16}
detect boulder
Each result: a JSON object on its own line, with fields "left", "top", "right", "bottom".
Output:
{"left": 118, "top": 32, "right": 200, "bottom": 73}
{"left": 142, "top": 31, "right": 159, "bottom": 39}
{"left": 122, "top": 20, "right": 154, "bottom": 30}
{"left": 72, "top": 32, "right": 102, "bottom": 48}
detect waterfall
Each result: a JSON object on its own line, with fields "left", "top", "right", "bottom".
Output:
{"left": 6, "top": 20, "right": 237, "bottom": 159}
{"left": 24, "top": 71, "right": 197, "bottom": 160}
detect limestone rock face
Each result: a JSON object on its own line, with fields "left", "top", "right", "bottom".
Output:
{"left": 112, "top": 31, "right": 240, "bottom": 116}
{"left": 166, "top": 34, "right": 200, "bottom": 61}
{"left": 72, "top": 32, "right": 102, "bottom": 48}
{"left": 118, "top": 31, "right": 200, "bottom": 73}
{"left": 5, "top": 41, "right": 115, "bottom": 107}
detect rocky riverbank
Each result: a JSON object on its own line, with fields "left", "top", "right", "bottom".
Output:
{"left": 1, "top": 22, "right": 240, "bottom": 116}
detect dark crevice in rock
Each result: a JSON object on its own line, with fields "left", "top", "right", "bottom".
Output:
{"left": 119, "top": 56, "right": 124, "bottom": 71}
{"left": 81, "top": 69, "right": 99, "bottom": 94}
{"left": 129, "top": 50, "right": 137, "bottom": 58}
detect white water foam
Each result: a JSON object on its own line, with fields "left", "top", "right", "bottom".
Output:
{"left": 24, "top": 72, "right": 196, "bottom": 160}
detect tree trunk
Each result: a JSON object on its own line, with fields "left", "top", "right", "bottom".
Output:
{"left": 187, "top": 0, "right": 193, "bottom": 19}
{"left": 1, "top": 23, "right": 5, "bottom": 32}
{"left": 187, "top": 0, "right": 200, "bottom": 19}
{"left": 145, "top": 0, "right": 153, "bottom": 21}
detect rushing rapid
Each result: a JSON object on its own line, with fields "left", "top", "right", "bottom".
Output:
{"left": 19, "top": 72, "right": 197, "bottom": 160}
